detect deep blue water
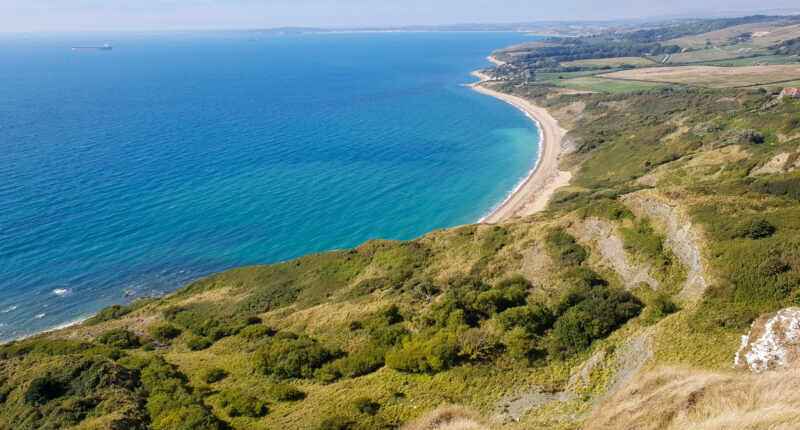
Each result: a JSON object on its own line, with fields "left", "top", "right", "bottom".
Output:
{"left": 0, "top": 32, "right": 540, "bottom": 341}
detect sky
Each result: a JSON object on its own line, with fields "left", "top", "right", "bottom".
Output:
{"left": 0, "top": 0, "right": 799, "bottom": 33}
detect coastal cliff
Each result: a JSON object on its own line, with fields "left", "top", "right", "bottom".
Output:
{"left": 3, "top": 18, "right": 800, "bottom": 429}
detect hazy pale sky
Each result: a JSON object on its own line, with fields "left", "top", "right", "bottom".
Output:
{"left": 1, "top": 0, "right": 798, "bottom": 32}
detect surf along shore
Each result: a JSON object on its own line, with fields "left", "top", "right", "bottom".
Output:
{"left": 470, "top": 56, "right": 571, "bottom": 223}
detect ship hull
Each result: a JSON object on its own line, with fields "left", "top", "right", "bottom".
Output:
{"left": 71, "top": 47, "right": 113, "bottom": 51}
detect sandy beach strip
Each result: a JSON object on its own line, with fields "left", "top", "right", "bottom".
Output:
{"left": 471, "top": 57, "right": 571, "bottom": 223}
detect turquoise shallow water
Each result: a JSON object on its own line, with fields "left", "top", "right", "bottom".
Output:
{"left": 0, "top": 32, "right": 540, "bottom": 341}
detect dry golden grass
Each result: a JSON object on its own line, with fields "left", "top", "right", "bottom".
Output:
{"left": 400, "top": 407, "right": 501, "bottom": 430}
{"left": 669, "top": 22, "right": 800, "bottom": 48}
{"left": 601, "top": 65, "right": 800, "bottom": 88}
{"left": 583, "top": 367, "right": 800, "bottom": 430}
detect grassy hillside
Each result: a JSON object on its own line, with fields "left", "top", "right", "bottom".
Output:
{"left": 2, "top": 20, "right": 800, "bottom": 430}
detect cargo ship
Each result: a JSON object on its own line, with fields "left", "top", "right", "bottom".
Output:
{"left": 71, "top": 43, "right": 112, "bottom": 51}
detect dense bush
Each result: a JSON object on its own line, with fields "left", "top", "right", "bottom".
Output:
{"left": 550, "top": 285, "right": 643, "bottom": 358}
{"left": 84, "top": 298, "right": 157, "bottom": 326}
{"left": 252, "top": 333, "right": 336, "bottom": 379}
{"left": 24, "top": 376, "right": 64, "bottom": 405}
{"left": 496, "top": 304, "right": 554, "bottom": 335}
{"left": 645, "top": 293, "right": 679, "bottom": 321}
{"left": 363, "top": 304, "right": 403, "bottom": 329}
{"left": 218, "top": 389, "right": 267, "bottom": 417}
{"left": 385, "top": 329, "right": 461, "bottom": 373}
{"left": 503, "top": 327, "right": 540, "bottom": 362}
{"left": 186, "top": 336, "right": 212, "bottom": 351}
{"left": 147, "top": 322, "right": 181, "bottom": 341}
{"left": 317, "top": 416, "right": 354, "bottom": 430}
{"left": 473, "top": 276, "right": 529, "bottom": 316}
{"left": 97, "top": 329, "right": 140, "bottom": 349}
{"left": 269, "top": 383, "right": 306, "bottom": 401}
{"left": 163, "top": 308, "right": 258, "bottom": 340}
{"left": 315, "top": 344, "right": 385, "bottom": 382}
{"left": 201, "top": 367, "right": 227, "bottom": 383}
{"left": 316, "top": 324, "right": 409, "bottom": 382}
{"left": 127, "top": 355, "right": 222, "bottom": 429}
{"left": 759, "top": 257, "right": 790, "bottom": 276}
{"left": 238, "top": 324, "right": 276, "bottom": 341}
{"left": 723, "top": 128, "right": 764, "bottom": 145}
{"left": 544, "top": 228, "right": 587, "bottom": 267}
{"left": 353, "top": 397, "right": 380, "bottom": 416}
{"left": 732, "top": 219, "right": 775, "bottom": 239}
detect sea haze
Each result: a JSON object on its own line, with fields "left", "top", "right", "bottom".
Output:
{"left": 0, "top": 32, "right": 540, "bottom": 341}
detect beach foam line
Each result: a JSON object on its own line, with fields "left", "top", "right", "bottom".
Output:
{"left": 478, "top": 110, "right": 544, "bottom": 222}
{"left": 467, "top": 60, "right": 571, "bottom": 223}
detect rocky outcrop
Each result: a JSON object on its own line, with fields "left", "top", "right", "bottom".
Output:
{"left": 622, "top": 191, "right": 707, "bottom": 301}
{"left": 749, "top": 152, "right": 791, "bottom": 176}
{"left": 570, "top": 218, "right": 659, "bottom": 290}
{"left": 735, "top": 307, "right": 800, "bottom": 372}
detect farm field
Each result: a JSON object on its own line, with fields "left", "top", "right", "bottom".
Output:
{"left": 663, "top": 45, "right": 769, "bottom": 63}
{"left": 561, "top": 56, "right": 656, "bottom": 68}
{"left": 668, "top": 21, "right": 800, "bottom": 48}
{"left": 694, "top": 54, "right": 798, "bottom": 67}
{"left": 600, "top": 65, "right": 800, "bottom": 88}
{"left": 545, "top": 76, "right": 668, "bottom": 93}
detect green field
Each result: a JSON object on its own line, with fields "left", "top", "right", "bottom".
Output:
{"left": 549, "top": 76, "right": 669, "bottom": 93}
{"left": 561, "top": 57, "right": 656, "bottom": 68}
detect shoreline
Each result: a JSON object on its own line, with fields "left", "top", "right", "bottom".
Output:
{"left": 471, "top": 56, "right": 571, "bottom": 223}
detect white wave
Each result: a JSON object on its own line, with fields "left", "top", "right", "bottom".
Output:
{"left": 478, "top": 110, "right": 545, "bottom": 223}
{"left": 52, "top": 288, "right": 69, "bottom": 296}
{"left": 1, "top": 305, "right": 16, "bottom": 313}
{"left": 34, "top": 313, "right": 45, "bottom": 318}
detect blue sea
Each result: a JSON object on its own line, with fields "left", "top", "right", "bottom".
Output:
{"left": 0, "top": 32, "right": 540, "bottom": 342}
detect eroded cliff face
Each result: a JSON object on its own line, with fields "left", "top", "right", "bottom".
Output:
{"left": 735, "top": 307, "right": 800, "bottom": 372}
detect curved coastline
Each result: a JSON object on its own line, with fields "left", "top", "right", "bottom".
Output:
{"left": 471, "top": 57, "right": 571, "bottom": 223}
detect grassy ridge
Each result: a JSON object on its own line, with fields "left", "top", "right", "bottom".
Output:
{"left": 2, "top": 23, "right": 800, "bottom": 429}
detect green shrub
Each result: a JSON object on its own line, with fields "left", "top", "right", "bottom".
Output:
{"left": 496, "top": 304, "right": 554, "bottom": 334}
{"left": 364, "top": 304, "right": 403, "bottom": 329}
{"left": 385, "top": 329, "right": 460, "bottom": 373}
{"left": 315, "top": 344, "right": 386, "bottom": 382}
{"left": 723, "top": 128, "right": 764, "bottom": 145}
{"left": 353, "top": 397, "right": 380, "bottom": 416}
{"left": 24, "top": 376, "right": 64, "bottom": 405}
{"left": 472, "top": 276, "right": 529, "bottom": 316}
{"left": 503, "top": 327, "right": 539, "bottom": 362}
{"left": 218, "top": 389, "right": 267, "bottom": 417}
{"left": 201, "top": 368, "right": 227, "bottom": 384}
{"left": 252, "top": 334, "right": 336, "bottom": 379}
{"left": 733, "top": 219, "right": 775, "bottom": 239}
{"left": 85, "top": 305, "right": 133, "bottom": 326}
{"left": 84, "top": 298, "right": 157, "bottom": 326}
{"left": 238, "top": 324, "right": 276, "bottom": 341}
{"left": 269, "top": 383, "right": 306, "bottom": 401}
{"left": 147, "top": 322, "right": 181, "bottom": 341}
{"left": 550, "top": 285, "right": 643, "bottom": 358}
{"left": 317, "top": 417, "right": 353, "bottom": 430}
{"left": 646, "top": 293, "right": 679, "bottom": 321}
{"left": 186, "top": 336, "right": 212, "bottom": 351}
{"left": 759, "top": 257, "right": 790, "bottom": 276}
{"left": 544, "top": 228, "right": 587, "bottom": 267}
{"left": 578, "top": 198, "right": 634, "bottom": 220}
{"left": 369, "top": 324, "right": 409, "bottom": 347}
{"left": 97, "top": 329, "right": 140, "bottom": 349}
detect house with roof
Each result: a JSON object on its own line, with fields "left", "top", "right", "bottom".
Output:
{"left": 779, "top": 87, "right": 800, "bottom": 98}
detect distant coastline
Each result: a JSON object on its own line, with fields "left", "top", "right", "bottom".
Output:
{"left": 470, "top": 56, "right": 572, "bottom": 223}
